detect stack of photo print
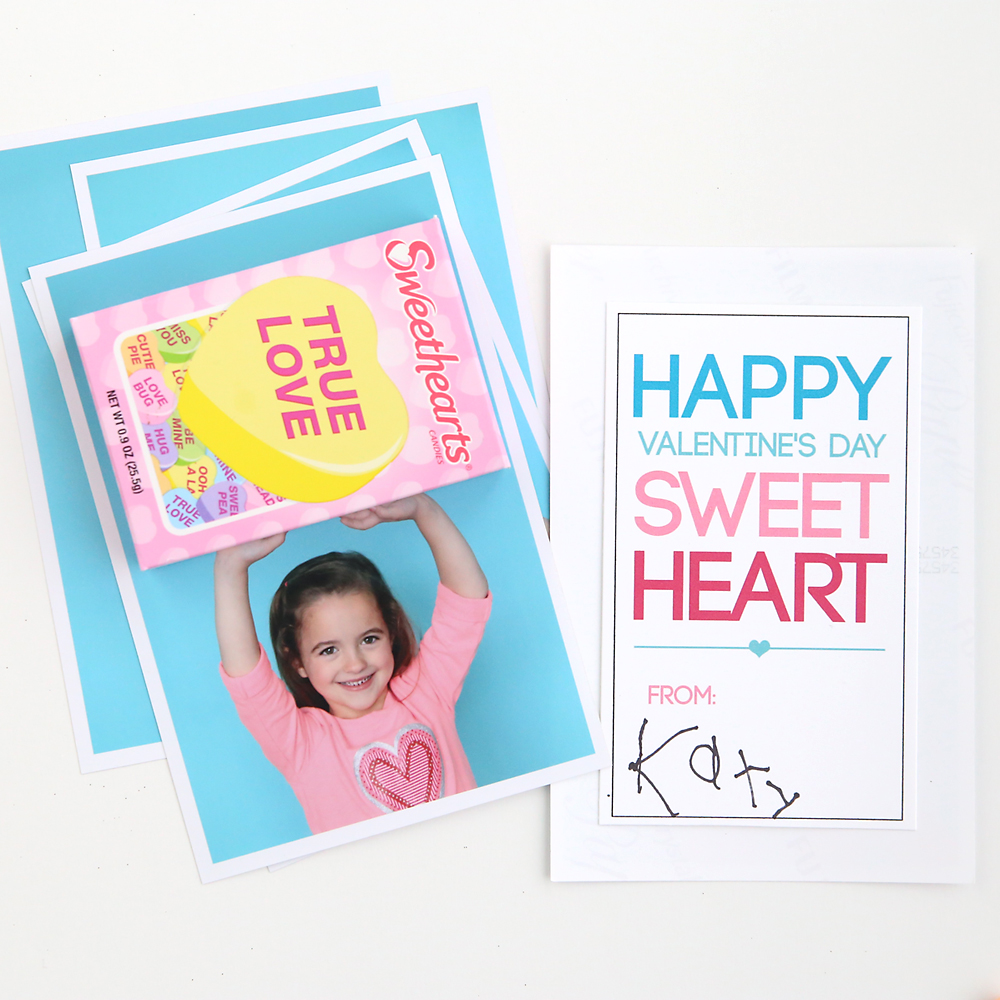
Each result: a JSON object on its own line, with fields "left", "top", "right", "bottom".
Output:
{"left": 0, "top": 75, "right": 605, "bottom": 881}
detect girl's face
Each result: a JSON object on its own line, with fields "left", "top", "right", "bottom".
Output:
{"left": 294, "top": 590, "right": 395, "bottom": 719}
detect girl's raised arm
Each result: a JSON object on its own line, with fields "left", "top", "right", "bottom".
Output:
{"left": 214, "top": 534, "right": 286, "bottom": 677}
{"left": 341, "top": 494, "right": 488, "bottom": 599}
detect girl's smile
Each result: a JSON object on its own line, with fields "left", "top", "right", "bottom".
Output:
{"left": 339, "top": 673, "right": 375, "bottom": 689}
{"left": 295, "top": 590, "right": 396, "bottom": 718}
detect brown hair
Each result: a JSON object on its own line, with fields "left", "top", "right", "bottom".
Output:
{"left": 269, "top": 551, "right": 416, "bottom": 712}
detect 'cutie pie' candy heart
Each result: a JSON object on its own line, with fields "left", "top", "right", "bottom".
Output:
{"left": 178, "top": 277, "right": 408, "bottom": 502}
{"left": 120, "top": 331, "right": 164, "bottom": 376}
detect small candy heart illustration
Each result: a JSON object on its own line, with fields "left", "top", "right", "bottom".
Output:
{"left": 197, "top": 481, "right": 246, "bottom": 522}
{"left": 129, "top": 368, "right": 177, "bottom": 424}
{"left": 166, "top": 456, "right": 217, "bottom": 498}
{"left": 162, "top": 360, "right": 189, "bottom": 396}
{"left": 120, "top": 331, "right": 164, "bottom": 376}
{"left": 168, "top": 413, "right": 205, "bottom": 463}
{"left": 154, "top": 320, "right": 202, "bottom": 363}
{"left": 163, "top": 488, "right": 203, "bottom": 529}
{"left": 207, "top": 451, "right": 245, "bottom": 485}
{"left": 178, "top": 276, "right": 408, "bottom": 502}
{"left": 144, "top": 422, "right": 177, "bottom": 470}
{"left": 748, "top": 640, "right": 771, "bottom": 657}
{"left": 244, "top": 484, "right": 284, "bottom": 510}
{"left": 154, "top": 467, "right": 173, "bottom": 494}
{"left": 355, "top": 724, "right": 443, "bottom": 813}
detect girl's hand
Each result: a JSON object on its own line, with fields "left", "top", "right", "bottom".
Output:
{"left": 344, "top": 494, "right": 488, "bottom": 599}
{"left": 215, "top": 532, "right": 287, "bottom": 571}
{"left": 340, "top": 495, "right": 425, "bottom": 531}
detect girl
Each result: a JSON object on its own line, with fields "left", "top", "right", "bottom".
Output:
{"left": 214, "top": 492, "right": 490, "bottom": 834}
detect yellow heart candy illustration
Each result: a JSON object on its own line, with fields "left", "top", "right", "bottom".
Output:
{"left": 178, "top": 277, "right": 408, "bottom": 502}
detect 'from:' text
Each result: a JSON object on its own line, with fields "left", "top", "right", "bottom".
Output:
{"left": 648, "top": 684, "right": 715, "bottom": 705}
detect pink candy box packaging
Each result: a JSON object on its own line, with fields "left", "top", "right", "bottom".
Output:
{"left": 69, "top": 218, "right": 509, "bottom": 569}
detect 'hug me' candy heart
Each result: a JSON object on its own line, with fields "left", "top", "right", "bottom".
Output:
{"left": 178, "top": 277, "right": 408, "bottom": 502}
{"left": 144, "top": 422, "right": 177, "bottom": 470}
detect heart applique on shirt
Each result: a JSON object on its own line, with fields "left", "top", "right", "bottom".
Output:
{"left": 354, "top": 724, "right": 443, "bottom": 813}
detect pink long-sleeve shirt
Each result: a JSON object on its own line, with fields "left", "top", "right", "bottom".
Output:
{"left": 222, "top": 584, "right": 491, "bottom": 834}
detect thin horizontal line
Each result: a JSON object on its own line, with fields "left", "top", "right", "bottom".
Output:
{"left": 635, "top": 645, "right": 745, "bottom": 650}
{"left": 634, "top": 645, "right": 886, "bottom": 652}
{"left": 777, "top": 647, "right": 885, "bottom": 652}
{"left": 610, "top": 813, "right": 904, "bottom": 822}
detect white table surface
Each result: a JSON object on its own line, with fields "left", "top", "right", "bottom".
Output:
{"left": 0, "top": 3, "right": 996, "bottom": 997}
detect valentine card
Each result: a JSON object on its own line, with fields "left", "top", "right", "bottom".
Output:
{"left": 601, "top": 305, "right": 920, "bottom": 827}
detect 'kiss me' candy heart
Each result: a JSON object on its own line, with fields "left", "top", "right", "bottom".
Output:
{"left": 354, "top": 725, "right": 443, "bottom": 813}
{"left": 178, "top": 277, "right": 408, "bottom": 502}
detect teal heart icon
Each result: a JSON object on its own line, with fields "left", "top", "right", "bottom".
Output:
{"left": 748, "top": 640, "right": 771, "bottom": 657}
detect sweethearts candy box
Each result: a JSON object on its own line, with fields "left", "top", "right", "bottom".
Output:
{"left": 69, "top": 218, "right": 509, "bottom": 569}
